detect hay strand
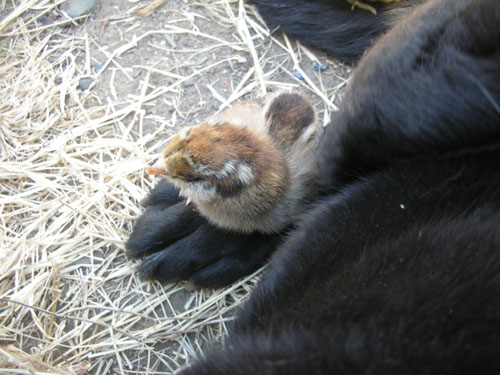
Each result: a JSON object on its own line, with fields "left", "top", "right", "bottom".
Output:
{"left": 0, "top": 0, "right": 347, "bottom": 373}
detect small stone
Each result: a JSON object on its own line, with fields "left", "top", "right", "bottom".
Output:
{"left": 38, "top": 15, "right": 53, "bottom": 25}
{"left": 78, "top": 78, "right": 94, "bottom": 90}
{"left": 60, "top": 0, "right": 95, "bottom": 18}
{"left": 184, "top": 281, "right": 196, "bottom": 293}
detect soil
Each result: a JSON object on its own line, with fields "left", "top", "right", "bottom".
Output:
{"left": 80, "top": 0, "right": 350, "bottom": 134}
{"left": 69, "top": 1, "right": 350, "bottom": 373}
{"left": 1, "top": 0, "right": 351, "bottom": 374}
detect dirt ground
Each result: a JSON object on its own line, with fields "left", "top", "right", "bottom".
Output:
{"left": 84, "top": 0, "right": 350, "bottom": 131}
{"left": 0, "top": 1, "right": 350, "bottom": 374}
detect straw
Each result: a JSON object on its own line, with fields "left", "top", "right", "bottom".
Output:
{"left": 0, "top": 1, "right": 347, "bottom": 373}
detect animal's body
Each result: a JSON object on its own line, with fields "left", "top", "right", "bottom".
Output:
{"left": 127, "top": 0, "right": 500, "bottom": 372}
{"left": 148, "top": 92, "right": 319, "bottom": 234}
{"left": 248, "top": 0, "right": 426, "bottom": 63}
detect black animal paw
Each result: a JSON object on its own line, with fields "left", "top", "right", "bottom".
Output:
{"left": 126, "top": 180, "right": 283, "bottom": 288}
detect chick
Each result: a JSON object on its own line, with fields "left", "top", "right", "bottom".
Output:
{"left": 148, "top": 92, "right": 319, "bottom": 234}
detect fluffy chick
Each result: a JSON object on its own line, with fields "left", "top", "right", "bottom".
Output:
{"left": 149, "top": 92, "right": 319, "bottom": 234}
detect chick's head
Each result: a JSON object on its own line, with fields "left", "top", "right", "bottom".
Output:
{"left": 149, "top": 123, "right": 263, "bottom": 202}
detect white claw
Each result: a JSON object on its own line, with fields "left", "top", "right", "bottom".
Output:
{"left": 185, "top": 198, "right": 192, "bottom": 206}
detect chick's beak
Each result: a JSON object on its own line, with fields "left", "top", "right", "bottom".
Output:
{"left": 147, "top": 158, "right": 167, "bottom": 175}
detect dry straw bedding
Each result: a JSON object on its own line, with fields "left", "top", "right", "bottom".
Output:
{"left": 0, "top": 0, "right": 346, "bottom": 374}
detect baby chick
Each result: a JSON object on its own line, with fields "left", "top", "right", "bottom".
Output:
{"left": 148, "top": 92, "right": 320, "bottom": 234}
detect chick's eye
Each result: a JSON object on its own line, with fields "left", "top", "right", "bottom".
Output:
{"left": 182, "top": 173, "right": 203, "bottom": 182}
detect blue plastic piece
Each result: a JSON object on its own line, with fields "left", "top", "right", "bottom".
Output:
{"left": 293, "top": 70, "right": 304, "bottom": 80}
{"left": 313, "top": 62, "right": 326, "bottom": 71}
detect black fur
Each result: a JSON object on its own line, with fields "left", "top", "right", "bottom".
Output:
{"left": 181, "top": 148, "right": 500, "bottom": 374}
{"left": 126, "top": 181, "right": 284, "bottom": 288}
{"left": 126, "top": 180, "right": 203, "bottom": 259}
{"left": 135, "top": 218, "right": 283, "bottom": 288}
{"left": 317, "top": 0, "right": 500, "bottom": 189}
{"left": 249, "top": 0, "right": 425, "bottom": 63}
{"left": 126, "top": 0, "right": 500, "bottom": 372}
